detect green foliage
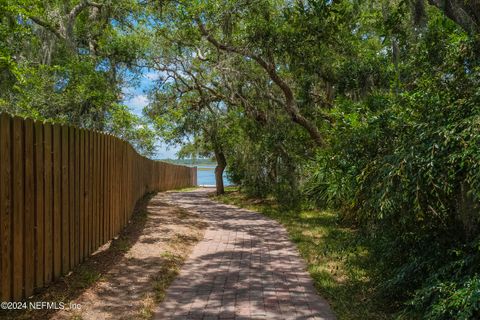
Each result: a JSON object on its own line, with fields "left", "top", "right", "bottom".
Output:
{"left": 0, "top": 0, "right": 155, "bottom": 153}
{"left": 107, "top": 104, "right": 156, "bottom": 156}
{"left": 303, "top": 6, "right": 480, "bottom": 318}
{"left": 396, "top": 238, "right": 480, "bottom": 320}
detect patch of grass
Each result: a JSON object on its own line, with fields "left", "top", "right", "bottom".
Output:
{"left": 196, "top": 167, "right": 215, "bottom": 171}
{"left": 214, "top": 188, "right": 389, "bottom": 320}
{"left": 136, "top": 207, "right": 205, "bottom": 319}
{"left": 71, "top": 267, "right": 102, "bottom": 290}
{"left": 137, "top": 252, "right": 183, "bottom": 319}
{"left": 170, "top": 186, "right": 199, "bottom": 192}
{"left": 112, "top": 237, "right": 131, "bottom": 252}
{"left": 152, "top": 252, "right": 182, "bottom": 301}
{"left": 138, "top": 296, "right": 155, "bottom": 320}
{"left": 176, "top": 207, "right": 190, "bottom": 219}
{"left": 223, "top": 186, "right": 238, "bottom": 193}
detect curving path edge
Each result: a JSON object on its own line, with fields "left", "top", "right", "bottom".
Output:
{"left": 154, "top": 189, "right": 335, "bottom": 320}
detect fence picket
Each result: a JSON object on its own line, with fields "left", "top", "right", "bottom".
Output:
{"left": 43, "top": 123, "right": 53, "bottom": 284}
{"left": 61, "top": 126, "right": 69, "bottom": 274}
{"left": 34, "top": 121, "right": 44, "bottom": 290}
{"left": 52, "top": 125, "right": 61, "bottom": 279}
{"left": 12, "top": 117, "right": 24, "bottom": 300}
{"left": 24, "top": 119, "right": 35, "bottom": 297}
{"left": 0, "top": 114, "right": 12, "bottom": 301}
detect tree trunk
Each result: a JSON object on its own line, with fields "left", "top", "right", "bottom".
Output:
{"left": 427, "top": 0, "right": 480, "bottom": 35}
{"left": 88, "top": 6, "right": 100, "bottom": 55}
{"left": 214, "top": 149, "right": 226, "bottom": 195}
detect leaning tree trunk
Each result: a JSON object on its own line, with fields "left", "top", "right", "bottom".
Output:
{"left": 427, "top": 0, "right": 480, "bottom": 36}
{"left": 214, "top": 149, "right": 226, "bottom": 195}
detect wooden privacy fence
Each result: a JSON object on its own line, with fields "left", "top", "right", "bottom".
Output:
{"left": 0, "top": 113, "right": 197, "bottom": 301}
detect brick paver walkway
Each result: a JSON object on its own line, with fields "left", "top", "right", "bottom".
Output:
{"left": 154, "top": 189, "right": 335, "bottom": 320}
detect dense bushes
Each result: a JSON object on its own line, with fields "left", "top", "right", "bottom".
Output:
{"left": 303, "top": 22, "right": 480, "bottom": 318}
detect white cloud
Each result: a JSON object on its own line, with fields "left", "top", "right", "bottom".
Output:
{"left": 128, "top": 94, "right": 149, "bottom": 108}
{"left": 144, "top": 71, "right": 160, "bottom": 81}
{"left": 124, "top": 94, "right": 150, "bottom": 116}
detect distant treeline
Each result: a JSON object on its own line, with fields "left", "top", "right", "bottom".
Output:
{"left": 158, "top": 158, "right": 216, "bottom": 166}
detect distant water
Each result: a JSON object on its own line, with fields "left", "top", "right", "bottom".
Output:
{"left": 196, "top": 165, "right": 232, "bottom": 186}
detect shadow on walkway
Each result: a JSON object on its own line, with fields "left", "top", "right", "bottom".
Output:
{"left": 154, "top": 189, "right": 335, "bottom": 320}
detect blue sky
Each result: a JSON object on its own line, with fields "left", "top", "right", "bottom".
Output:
{"left": 122, "top": 69, "right": 181, "bottom": 159}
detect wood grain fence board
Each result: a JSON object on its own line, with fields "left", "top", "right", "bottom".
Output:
{"left": 43, "top": 123, "right": 53, "bottom": 284}
{"left": 34, "top": 121, "right": 44, "bottom": 290}
{"left": 52, "top": 125, "right": 61, "bottom": 279}
{"left": 105, "top": 136, "right": 109, "bottom": 241}
{"left": 95, "top": 133, "right": 100, "bottom": 249}
{"left": 114, "top": 139, "right": 118, "bottom": 235}
{"left": 74, "top": 128, "right": 80, "bottom": 265}
{"left": 97, "top": 134, "right": 101, "bottom": 245}
{"left": 107, "top": 136, "right": 111, "bottom": 240}
{"left": 89, "top": 131, "right": 94, "bottom": 254}
{"left": 96, "top": 133, "right": 101, "bottom": 248}
{"left": 95, "top": 134, "right": 102, "bottom": 249}
{"left": 83, "top": 130, "right": 89, "bottom": 257}
{"left": 24, "top": 119, "right": 35, "bottom": 297}
{"left": 87, "top": 130, "right": 92, "bottom": 255}
{"left": 128, "top": 147, "right": 132, "bottom": 217}
{"left": 79, "top": 129, "right": 85, "bottom": 262}
{"left": 88, "top": 131, "right": 93, "bottom": 256}
{"left": 92, "top": 133, "right": 96, "bottom": 249}
{"left": 68, "top": 127, "right": 75, "bottom": 269}
{"left": 122, "top": 144, "right": 126, "bottom": 227}
{"left": 12, "top": 117, "right": 24, "bottom": 300}
{"left": 118, "top": 141, "right": 122, "bottom": 233}
{"left": 111, "top": 138, "right": 115, "bottom": 238}
{"left": 99, "top": 134, "right": 104, "bottom": 244}
{"left": 0, "top": 114, "right": 12, "bottom": 301}
{"left": 113, "top": 138, "right": 117, "bottom": 236}
{"left": 103, "top": 135, "right": 108, "bottom": 243}
{"left": 108, "top": 136, "right": 114, "bottom": 239}
{"left": 104, "top": 136, "right": 109, "bottom": 241}
{"left": 110, "top": 136, "right": 114, "bottom": 240}
{"left": 91, "top": 132, "right": 96, "bottom": 251}
{"left": 121, "top": 142, "right": 125, "bottom": 229}
{"left": 118, "top": 141, "right": 121, "bottom": 231}
{"left": 85, "top": 131, "right": 91, "bottom": 255}
{"left": 103, "top": 134, "right": 107, "bottom": 242}
{"left": 112, "top": 137, "right": 116, "bottom": 237}
{"left": 61, "top": 126, "right": 69, "bottom": 274}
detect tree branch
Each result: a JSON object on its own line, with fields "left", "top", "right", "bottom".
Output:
{"left": 195, "top": 18, "right": 325, "bottom": 147}
{"left": 69, "top": 1, "right": 103, "bottom": 20}
{"left": 28, "top": 16, "right": 64, "bottom": 40}
{"left": 427, "top": 0, "right": 480, "bottom": 35}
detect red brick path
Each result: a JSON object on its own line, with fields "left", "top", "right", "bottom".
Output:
{"left": 154, "top": 189, "right": 335, "bottom": 320}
